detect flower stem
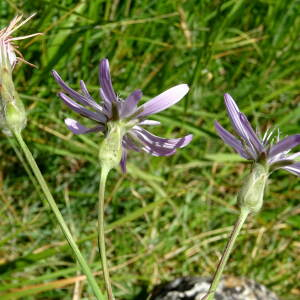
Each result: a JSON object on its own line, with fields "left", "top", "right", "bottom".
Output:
{"left": 13, "top": 131, "right": 105, "bottom": 300}
{"left": 98, "top": 165, "right": 115, "bottom": 300}
{"left": 8, "top": 136, "right": 46, "bottom": 206}
{"left": 201, "top": 208, "right": 250, "bottom": 300}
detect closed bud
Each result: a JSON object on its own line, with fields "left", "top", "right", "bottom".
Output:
{"left": 237, "top": 163, "right": 269, "bottom": 213}
{"left": 98, "top": 121, "right": 124, "bottom": 170}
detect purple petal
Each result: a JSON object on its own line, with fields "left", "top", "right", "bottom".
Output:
{"left": 120, "top": 89, "right": 142, "bottom": 117}
{"left": 286, "top": 151, "right": 300, "bottom": 160}
{"left": 133, "top": 126, "right": 193, "bottom": 149}
{"left": 120, "top": 149, "right": 127, "bottom": 173}
{"left": 122, "top": 135, "right": 142, "bottom": 152}
{"left": 139, "top": 120, "right": 161, "bottom": 126}
{"left": 142, "top": 146, "right": 176, "bottom": 157}
{"left": 281, "top": 162, "right": 300, "bottom": 176}
{"left": 99, "top": 59, "right": 117, "bottom": 102}
{"left": 239, "top": 113, "right": 264, "bottom": 153}
{"left": 64, "top": 118, "right": 104, "bottom": 134}
{"left": 130, "top": 127, "right": 192, "bottom": 157}
{"left": 52, "top": 70, "right": 103, "bottom": 112}
{"left": 269, "top": 134, "right": 300, "bottom": 157}
{"left": 80, "top": 80, "right": 94, "bottom": 100}
{"left": 268, "top": 151, "right": 300, "bottom": 165}
{"left": 224, "top": 93, "right": 258, "bottom": 157}
{"left": 59, "top": 92, "right": 107, "bottom": 123}
{"left": 136, "top": 84, "right": 189, "bottom": 118}
{"left": 129, "top": 134, "right": 176, "bottom": 156}
{"left": 128, "top": 132, "right": 177, "bottom": 156}
{"left": 99, "top": 88, "right": 113, "bottom": 117}
{"left": 214, "top": 121, "right": 252, "bottom": 159}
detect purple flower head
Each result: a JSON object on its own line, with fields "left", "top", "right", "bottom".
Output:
{"left": 52, "top": 58, "right": 192, "bottom": 172}
{"left": 215, "top": 93, "right": 300, "bottom": 176}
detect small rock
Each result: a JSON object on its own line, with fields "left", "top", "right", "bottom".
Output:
{"left": 149, "top": 276, "right": 280, "bottom": 300}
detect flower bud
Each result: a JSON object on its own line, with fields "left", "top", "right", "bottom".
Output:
{"left": 98, "top": 121, "right": 124, "bottom": 170}
{"left": 237, "top": 163, "right": 269, "bottom": 213}
{"left": 0, "top": 51, "right": 26, "bottom": 135}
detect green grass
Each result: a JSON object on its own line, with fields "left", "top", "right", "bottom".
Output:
{"left": 0, "top": 0, "right": 299, "bottom": 299}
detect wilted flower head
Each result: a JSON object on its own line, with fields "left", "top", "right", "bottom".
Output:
{"left": 0, "top": 14, "right": 41, "bottom": 135}
{"left": 0, "top": 14, "right": 41, "bottom": 68}
{"left": 52, "top": 58, "right": 193, "bottom": 172}
{"left": 215, "top": 93, "right": 300, "bottom": 176}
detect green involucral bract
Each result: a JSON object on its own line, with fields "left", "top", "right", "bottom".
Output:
{"left": 0, "top": 52, "right": 26, "bottom": 136}
{"left": 98, "top": 121, "right": 124, "bottom": 170}
{"left": 237, "top": 163, "right": 269, "bottom": 213}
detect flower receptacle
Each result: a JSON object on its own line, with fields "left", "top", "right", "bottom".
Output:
{"left": 237, "top": 163, "right": 269, "bottom": 213}
{"left": 0, "top": 57, "right": 26, "bottom": 136}
{"left": 98, "top": 121, "right": 124, "bottom": 170}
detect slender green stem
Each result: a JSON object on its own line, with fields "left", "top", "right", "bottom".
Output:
{"left": 98, "top": 165, "right": 115, "bottom": 300}
{"left": 8, "top": 137, "right": 47, "bottom": 207}
{"left": 13, "top": 131, "right": 105, "bottom": 300}
{"left": 202, "top": 208, "right": 250, "bottom": 300}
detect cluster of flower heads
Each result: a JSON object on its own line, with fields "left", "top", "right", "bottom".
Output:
{"left": 1, "top": 14, "right": 299, "bottom": 177}
{"left": 2, "top": 14, "right": 299, "bottom": 300}
{"left": 53, "top": 60, "right": 300, "bottom": 176}
{"left": 52, "top": 59, "right": 193, "bottom": 172}
{"left": 215, "top": 94, "right": 300, "bottom": 175}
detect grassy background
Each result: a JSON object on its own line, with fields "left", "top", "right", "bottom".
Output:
{"left": 0, "top": 0, "right": 299, "bottom": 299}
